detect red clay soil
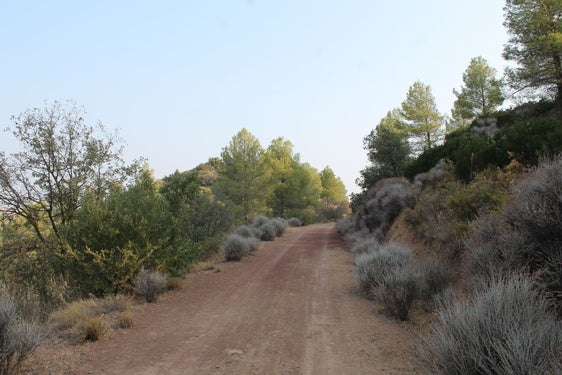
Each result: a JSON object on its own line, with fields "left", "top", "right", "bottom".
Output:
{"left": 30, "top": 223, "right": 421, "bottom": 374}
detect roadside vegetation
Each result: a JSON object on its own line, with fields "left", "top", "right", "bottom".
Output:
{"left": 341, "top": 1, "right": 562, "bottom": 372}
{"left": 0, "top": 103, "right": 348, "bottom": 370}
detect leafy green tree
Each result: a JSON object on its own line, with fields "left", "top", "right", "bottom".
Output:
{"left": 503, "top": 0, "right": 562, "bottom": 111}
{"left": 453, "top": 56, "right": 504, "bottom": 120}
{"left": 215, "top": 128, "right": 270, "bottom": 221}
{"left": 264, "top": 137, "right": 301, "bottom": 217}
{"left": 400, "top": 81, "right": 444, "bottom": 152}
{"left": 160, "top": 169, "right": 232, "bottom": 258}
{"left": 65, "top": 168, "right": 180, "bottom": 294}
{"left": 0, "top": 101, "right": 139, "bottom": 279}
{"left": 0, "top": 101, "right": 135, "bottom": 241}
{"left": 285, "top": 163, "right": 322, "bottom": 223}
{"left": 364, "top": 109, "right": 411, "bottom": 176}
{"left": 320, "top": 167, "right": 347, "bottom": 204}
{"left": 159, "top": 170, "right": 200, "bottom": 212}
{"left": 319, "top": 167, "right": 349, "bottom": 220}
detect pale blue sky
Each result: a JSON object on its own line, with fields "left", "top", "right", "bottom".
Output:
{"left": 1, "top": 1, "right": 508, "bottom": 194}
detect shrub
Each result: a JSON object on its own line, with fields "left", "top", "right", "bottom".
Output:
{"left": 354, "top": 242, "right": 416, "bottom": 320}
{"left": 335, "top": 217, "right": 354, "bottom": 236}
{"left": 360, "top": 182, "right": 416, "bottom": 238}
{"left": 223, "top": 234, "right": 257, "bottom": 261}
{"left": 350, "top": 237, "right": 380, "bottom": 255}
{"left": 354, "top": 242, "right": 412, "bottom": 292}
{"left": 252, "top": 216, "right": 269, "bottom": 228}
{"left": 82, "top": 317, "right": 106, "bottom": 342}
{"left": 413, "top": 159, "right": 449, "bottom": 190}
{"left": 134, "top": 269, "right": 167, "bottom": 303}
{"left": 269, "top": 218, "right": 288, "bottom": 237}
{"left": 462, "top": 156, "right": 562, "bottom": 312}
{"left": 464, "top": 213, "right": 527, "bottom": 280}
{"left": 504, "top": 154, "right": 562, "bottom": 243}
{"left": 288, "top": 217, "right": 302, "bottom": 227}
{"left": 259, "top": 223, "right": 276, "bottom": 241}
{"left": 234, "top": 225, "right": 261, "bottom": 239}
{"left": 0, "top": 297, "right": 43, "bottom": 374}
{"left": 421, "top": 275, "right": 562, "bottom": 374}
{"left": 373, "top": 264, "right": 417, "bottom": 320}
{"left": 417, "top": 258, "right": 452, "bottom": 302}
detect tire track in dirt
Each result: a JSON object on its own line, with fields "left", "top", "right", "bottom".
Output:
{"left": 66, "top": 224, "right": 420, "bottom": 374}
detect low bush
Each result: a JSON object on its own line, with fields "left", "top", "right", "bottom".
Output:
{"left": 0, "top": 297, "right": 43, "bottom": 374}
{"left": 235, "top": 225, "right": 261, "bottom": 239}
{"left": 464, "top": 155, "right": 562, "bottom": 312}
{"left": 335, "top": 217, "right": 354, "bottom": 236}
{"left": 354, "top": 242, "right": 413, "bottom": 292}
{"left": 413, "top": 159, "right": 449, "bottom": 190}
{"left": 223, "top": 234, "right": 258, "bottom": 261}
{"left": 270, "top": 218, "right": 288, "bottom": 237}
{"left": 464, "top": 213, "right": 525, "bottom": 280}
{"left": 350, "top": 237, "right": 380, "bottom": 255}
{"left": 252, "top": 216, "right": 269, "bottom": 228}
{"left": 287, "top": 217, "right": 302, "bottom": 227}
{"left": 417, "top": 258, "right": 452, "bottom": 302}
{"left": 373, "top": 263, "right": 417, "bottom": 320}
{"left": 504, "top": 154, "right": 562, "bottom": 242}
{"left": 354, "top": 242, "right": 416, "bottom": 320}
{"left": 421, "top": 275, "right": 562, "bottom": 374}
{"left": 134, "top": 269, "right": 167, "bottom": 303}
{"left": 259, "top": 223, "right": 277, "bottom": 241}
{"left": 360, "top": 182, "right": 416, "bottom": 239}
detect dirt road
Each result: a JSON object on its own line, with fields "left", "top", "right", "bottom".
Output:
{"left": 71, "top": 224, "right": 420, "bottom": 374}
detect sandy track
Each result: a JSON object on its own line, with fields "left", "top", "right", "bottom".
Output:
{"left": 58, "top": 224, "right": 420, "bottom": 374}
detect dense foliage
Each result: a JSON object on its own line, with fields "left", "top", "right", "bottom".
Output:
{"left": 0, "top": 109, "right": 348, "bottom": 305}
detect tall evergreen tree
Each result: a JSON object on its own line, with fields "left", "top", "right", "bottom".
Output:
{"left": 215, "top": 129, "right": 269, "bottom": 221}
{"left": 400, "top": 81, "right": 444, "bottom": 152}
{"left": 503, "top": 0, "right": 562, "bottom": 112}
{"left": 364, "top": 109, "right": 411, "bottom": 176}
{"left": 453, "top": 56, "right": 504, "bottom": 121}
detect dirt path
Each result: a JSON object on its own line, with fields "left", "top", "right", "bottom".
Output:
{"left": 39, "top": 224, "right": 421, "bottom": 374}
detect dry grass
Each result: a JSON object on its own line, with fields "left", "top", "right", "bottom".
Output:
{"left": 48, "top": 294, "right": 134, "bottom": 342}
{"left": 48, "top": 299, "right": 99, "bottom": 331}
{"left": 117, "top": 313, "right": 134, "bottom": 329}
{"left": 166, "top": 277, "right": 185, "bottom": 290}
{"left": 82, "top": 317, "right": 106, "bottom": 342}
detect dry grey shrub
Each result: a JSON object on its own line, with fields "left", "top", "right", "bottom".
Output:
{"left": 466, "top": 155, "right": 562, "bottom": 312}
{"left": 234, "top": 225, "right": 261, "bottom": 239}
{"left": 350, "top": 237, "right": 380, "bottom": 255}
{"left": 413, "top": 159, "right": 449, "bottom": 190}
{"left": 416, "top": 258, "right": 452, "bottom": 303}
{"left": 259, "top": 223, "right": 276, "bottom": 241}
{"left": 134, "top": 269, "right": 167, "bottom": 303}
{"left": 354, "top": 242, "right": 417, "bottom": 320}
{"left": 421, "top": 275, "right": 562, "bottom": 374}
{"left": 224, "top": 234, "right": 258, "bottom": 261}
{"left": 287, "top": 217, "right": 302, "bottom": 227}
{"left": 0, "top": 297, "right": 44, "bottom": 374}
{"left": 361, "top": 182, "right": 416, "bottom": 239}
{"left": 252, "top": 215, "right": 269, "bottom": 228}
{"left": 269, "top": 218, "right": 288, "bottom": 236}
